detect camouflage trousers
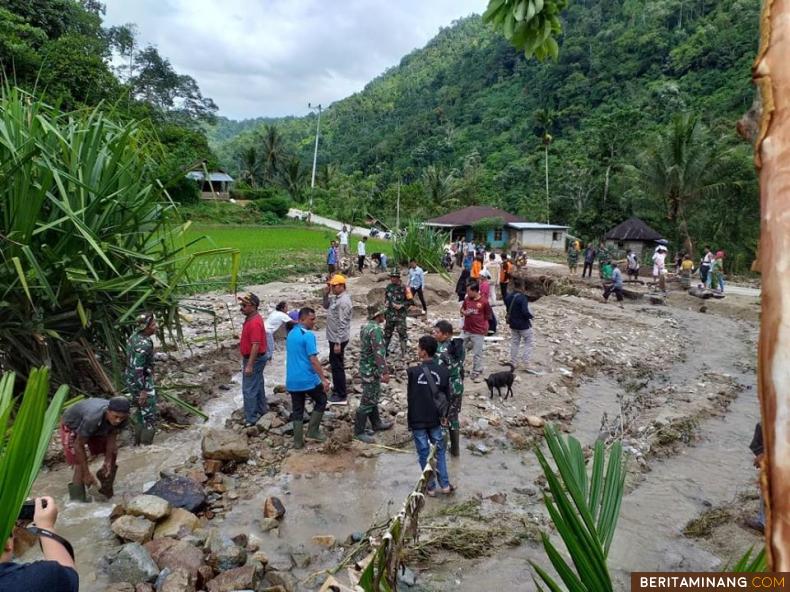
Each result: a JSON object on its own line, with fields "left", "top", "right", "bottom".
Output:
{"left": 132, "top": 393, "right": 158, "bottom": 430}
{"left": 383, "top": 317, "right": 407, "bottom": 353}
{"left": 359, "top": 382, "right": 381, "bottom": 415}
{"left": 448, "top": 393, "right": 463, "bottom": 430}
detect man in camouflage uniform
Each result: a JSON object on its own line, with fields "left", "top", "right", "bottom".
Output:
{"left": 597, "top": 242, "right": 611, "bottom": 278}
{"left": 124, "top": 313, "right": 158, "bottom": 445}
{"left": 433, "top": 320, "right": 465, "bottom": 456}
{"left": 384, "top": 269, "right": 409, "bottom": 357}
{"left": 354, "top": 305, "right": 393, "bottom": 443}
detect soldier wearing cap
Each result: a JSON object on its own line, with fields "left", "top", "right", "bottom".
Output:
{"left": 384, "top": 269, "right": 409, "bottom": 357}
{"left": 60, "top": 397, "right": 130, "bottom": 501}
{"left": 238, "top": 292, "right": 269, "bottom": 426}
{"left": 354, "top": 305, "right": 393, "bottom": 443}
{"left": 322, "top": 273, "right": 353, "bottom": 405}
{"left": 124, "top": 312, "right": 158, "bottom": 446}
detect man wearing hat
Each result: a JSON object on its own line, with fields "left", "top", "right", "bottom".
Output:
{"left": 355, "top": 305, "right": 393, "bottom": 443}
{"left": 124, "top": 312, "right": 158, "bottom": 446}
{"left": 60, "top": 396, "right": 130, "bottom": 501}
{"left": 322, "top": 274, "right": 353, "bottom": 405}
{"left": 238, "top": 292, "right": 269, "bottom": 426}
{"left": 384, "top": 270, "right": 409, "bottom": 358}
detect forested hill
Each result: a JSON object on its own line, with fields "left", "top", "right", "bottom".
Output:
{"left": 211, "top": 0, "right": 760, "bottom": 265}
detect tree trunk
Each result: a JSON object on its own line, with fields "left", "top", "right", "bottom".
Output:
{"left": 754, "top": 0, "right": 790, "bottom": 570}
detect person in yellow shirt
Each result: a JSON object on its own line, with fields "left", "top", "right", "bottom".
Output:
{"left": 680, "top": 253, "right": 694, "bottom": 288}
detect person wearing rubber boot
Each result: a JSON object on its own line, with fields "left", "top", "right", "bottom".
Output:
{"left": 322, "top": 273, "right": 353, "bottom": 405}
{"left": 239, "top": 292, "right": 270, "bottom": 426}
{"left": 60, "top": 397, "right": 130, "bottom": 501}
{"left": 354, "top": 305, "right": 393, "bottom": 443}
{"left": 286, "top": 307, "right": 330, "bottom": 449}
{"left": 433, "top": 320, "right": 465, "bottom": 457}
{"left": 124, "top": 312, "right": 158, "bottom": 445}
{"left": 384, "top": 270, "right": 409, "bottom": 358}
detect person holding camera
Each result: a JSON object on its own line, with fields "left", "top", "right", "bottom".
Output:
{"left": 0, "top": 497, "right": 78, "bottom": 591}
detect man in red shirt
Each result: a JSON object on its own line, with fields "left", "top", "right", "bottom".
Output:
{"left": 239, "top": 292, "right": 269, "bottom": 426}
{"left": 461, "top": 281, "right": 491, "bottom": 382}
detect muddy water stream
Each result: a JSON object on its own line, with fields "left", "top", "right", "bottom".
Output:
{"left": 27, "top": 305, "right": 758, "bottom": 591}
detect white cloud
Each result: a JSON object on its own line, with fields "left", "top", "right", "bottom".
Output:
{"left": 103, "top": 0, "right": 487, "bottom": 119}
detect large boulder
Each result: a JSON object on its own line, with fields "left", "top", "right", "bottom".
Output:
{"left": 107, "top": 543, "right": 160, "bottom": 584}
{"left": 144, "top": 538, "right": 205, "bottom": 582}
{"left": 111, "top": 515, "right": 155, "bottom": 544}
{"left": 145, "top": 475, "right": 207, "bottom": 513}
{"left": 201, "top": 429, "right": 250, "bottom": 461}
{"left": 153, "top": 507, "right": 200, "bottom": 539}
{"left": 126, "top": 495, "right": 172, "bottom": 521}
{"left": 205, "top": 564, "right": 261, "bottom": 592}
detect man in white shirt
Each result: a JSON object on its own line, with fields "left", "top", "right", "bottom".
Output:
{"left": 264, "top": 301, "right": 294, "bottom": 355}
{"left": 357, "top": 236, "right": 367, "bottom": 273}
{"left": 337, "top": 225, "right": 349, "bottom": 258}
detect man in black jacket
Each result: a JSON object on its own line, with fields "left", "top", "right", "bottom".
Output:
{"left": 504, "top": 278, "right": 535, "bottom": 371}
{"left": 407, "top": 335, "right": 454, "bottom": 496}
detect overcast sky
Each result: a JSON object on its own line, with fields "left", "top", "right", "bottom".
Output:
{"left": 103, "top": 0, "right": 487, "bottom": 120}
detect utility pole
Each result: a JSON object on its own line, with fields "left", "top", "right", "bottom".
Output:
{"left": 308, "top": 103, "right": 322, "bottom": 221}
{"left": 396, "top": 179, "right": 401, "bottom": 231}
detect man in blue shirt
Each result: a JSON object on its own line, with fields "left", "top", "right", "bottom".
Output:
{"left": 603, "top": 262, "right": 625, "bottom": 306}
{"left": 286, "top": 307, "right": 330, "bottom": 448}
{"left": 408, "top": 259, "right": 428, "bottom": 315}
{"left": 327, "top": 241, "right": 338, "bottom": 274}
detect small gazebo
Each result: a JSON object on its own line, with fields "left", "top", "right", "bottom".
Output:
{"left": 604, "top": 217, "right": 664, "bottom": 257}
{"left": 186, "top": 169, "right": 234, "bottom": 200}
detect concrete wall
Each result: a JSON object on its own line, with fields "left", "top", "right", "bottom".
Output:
{"left": 517, "top": 229, "right": 567, "bottom": 250}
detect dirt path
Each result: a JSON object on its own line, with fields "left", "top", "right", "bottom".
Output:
{"left": 29, "top": 267, "right": 760, "bottom": 591}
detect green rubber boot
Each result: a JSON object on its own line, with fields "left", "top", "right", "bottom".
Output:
{"left": 132, "top": 422, "right": 143, "bottom": 446}
{"left": 293, "top": 420, "right": 304, "bottom": 449}
{"left": 68, "top": 482, "right": 90, "bottom": 503}
{"left": 370, "top": 408, "right": 393, "bottom": 431}
{"left": 305, "top": 411, "right": 326, "bottom": 442}
{"left": 354, "top": 410, "right": 375, "bottom": 443}
{"left": 139, "top": 426, "right": 156, "bottom": 446}
{"left": 449, "top": 428, "right": 461, "bottom": 457}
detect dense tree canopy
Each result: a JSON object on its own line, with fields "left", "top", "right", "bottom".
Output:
{"left": 210, "top": 0, "right": 759, "bottom": 267}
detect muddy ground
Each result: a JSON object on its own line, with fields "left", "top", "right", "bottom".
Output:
{"left": 31, "top": 263, "right": 763, "bottom": 591}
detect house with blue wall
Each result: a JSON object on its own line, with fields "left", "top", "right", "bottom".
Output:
{"left": 425, "top": 206, "right": 568, "bottom": 250}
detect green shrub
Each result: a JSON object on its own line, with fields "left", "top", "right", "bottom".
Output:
{"left": 166, "top": 175, "right": 200, "bottom": 204}
{"left": 230, "top": 186, "right": 281, "bottom": 201}
{"left": 253, "top": 194, "right": 292, "bottom": 218}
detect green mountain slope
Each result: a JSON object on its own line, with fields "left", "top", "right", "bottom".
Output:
{"left": 215, "top": 0, "right": 760, "bottom": 264}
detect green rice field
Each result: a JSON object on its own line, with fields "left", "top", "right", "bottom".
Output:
{"left": 179, "top": 224, "right": 392, "bottom": 291}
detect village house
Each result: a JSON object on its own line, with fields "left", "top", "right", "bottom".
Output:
{"left": 424, "top": 205, "right": 568, "bottom": 250}
{"left": 186, "top": 168, "right": 235, "bottom": 200}
{"left": 604, "top": 216, "right": 664, "bottom": 257}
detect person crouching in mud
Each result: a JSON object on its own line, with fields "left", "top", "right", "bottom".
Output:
{"left": 60, "top": 397, "right": 130, "bottom": 502}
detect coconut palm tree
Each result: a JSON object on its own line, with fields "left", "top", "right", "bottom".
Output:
{"left": 260, "top": 124, "right": 286, "bottom": 182}
{"left": 237, "top": 146, "right": 261, "bottom": 188}
{"left": 278, "top": 156, "right": 308, "bottom": 201}
{"left": 421, "top": 165, "right": 462, "bottom": 212}
{"left": 631, "top": 114, "right": 737, "bottom": 256}
{"left": 533, "top": 108, "right": 556, "bottom": 224}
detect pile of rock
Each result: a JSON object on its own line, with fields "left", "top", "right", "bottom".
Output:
{"left": 105, "top": 489, "right": 296, "bottom": 591}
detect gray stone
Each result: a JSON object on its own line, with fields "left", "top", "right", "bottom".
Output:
{"left": 398, "top": 565, "right": 418, "bottom": 587}
{"left": 260, "top": 517, "right": 280, "bottom": 532}
{"left": 108, "top": 543, "right": 160, "bottom": 584}
{"left": 207, "top": 530, "right": 246, "bottom": 572}
{"left": 146, "top": 476, "right": 207, "bottom": 513}
{"left": 265, "top": 570, "right": 297, "bottom": 592}
{"left": 126, "top": 494, "right": 172, "bottom": 522}
{"left": 201, "top": 429, "right": 250, "bottom": 461}
{"left": 111, "top": 515, "right": 156, "bottom": 544}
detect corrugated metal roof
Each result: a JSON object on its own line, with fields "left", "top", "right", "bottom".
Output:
{"left": 508, "top": 222, "right": 569, "bottom": 230}
{"left": 424, "top": 206, "right": 527, "bottom": 226}
{"left": 186, "top": 171, "right": 234, "bottom": 182}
